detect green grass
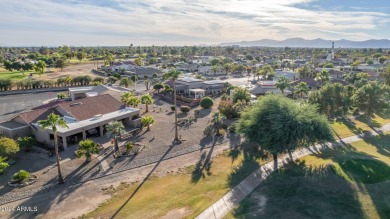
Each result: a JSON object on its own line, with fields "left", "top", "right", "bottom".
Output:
{"left": 225, "top": 132, "right": 390, "bottom": 219}
{"left": 83, "top": 149, "right": 267, "bottom": 219}
{"left": 330, "top": 114, "right": 390, "bottom": 139}
{"left": 0, "top": 67, "right": 29, "bottom": 81}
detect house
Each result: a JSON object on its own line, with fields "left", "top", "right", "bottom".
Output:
{"left": 202, "top": 80, "right": 225, "bottom": 94}
{"left": 274, "top": 70, "right": 297, "bottom": 81}
{"left": 251, "top": 81, "right": 291, "bottom": 96}
{"left": 0, "top": 95, "right": 140, "bottom": 149}
{"left": 198, "top": 66, "right": 227, "bottom": 75}
{"left": 106, "top": 61, "right": 136, "bottom": 72}
{"left": 68, "top": 84, "right": 125, "bottom": 101}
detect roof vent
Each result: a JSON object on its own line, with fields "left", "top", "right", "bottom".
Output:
{"left": 70, "top": 102, "right": 83, "bottom": 106}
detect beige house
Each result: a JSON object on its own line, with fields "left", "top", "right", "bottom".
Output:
{"left": 0, "top": 94, "right": 140, "bottom": 149}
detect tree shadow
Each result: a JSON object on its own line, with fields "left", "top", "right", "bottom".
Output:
{"left": 196, "top": 108, "right": 211, "bottom": 118}
{"left": 231, "top": 161, "right": 365, "bottom": 218}
{"left": 363, "top": 134, "right": 390, "bottom": 158}
{"left": 191, "top": 138, "right": 218, "bottom": 183}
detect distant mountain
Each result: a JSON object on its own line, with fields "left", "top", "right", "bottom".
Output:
{"left": 218, "top": 38, "right": 390, "bottom": 48}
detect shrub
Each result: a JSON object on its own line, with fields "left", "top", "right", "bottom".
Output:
{"left": 0, "top": 137, "right": 20, "bottom": 157}
{"left": 180, "top": 106, "right": 191, "bottom": 114}
{"left": 12, "top": 170, "right": 30, "bottom": 182}
{"left": 57, "top": 92, "right": 68, "bottom": 99}
{"left": 218, "top": 129, "right": 226, "bottom": 136}
{"left": 0, "top": 157, "right": 9, "bottom": 174}
{"left": 170, "top": 105, "right": 176, "bottom": 112}
{"left": 219, "top": 100, "right": 239, "bottom": 119}
{"left": 221, "top": 94, "right": 228, "bottom": 101}
{"left": 194, "top": 109, "right": 200, "bottom": 118}
{"left": 126, "top": 142, "right": 134, "bottom": 153}
{"left": 204, "top": 126, "right": 213, "bottom": 136}
{"left": 200, "top": 97, "right": 214, "bottom": 109}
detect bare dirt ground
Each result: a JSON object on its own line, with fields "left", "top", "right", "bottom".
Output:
{"left": 0, "top": 143, "right": 232, "bottom": 219}
{"left": 43, "top": 62, "right": 98, "bottom": 80}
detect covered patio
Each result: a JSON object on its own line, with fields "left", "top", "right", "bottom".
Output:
{"left": 188, "top": 88, "right": 205, "bottom": 99}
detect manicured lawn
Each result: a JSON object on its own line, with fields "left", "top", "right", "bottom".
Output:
{"left": 83, "top": 149, "right": 267, "bottom": 219}
{"left": 331, "top": 114, "right": 390, "bottom": 139}
{"left": 0, "top": 67, "right": 29, "bottom": 80}
{"left": 225, "top": 132, "right": 390, "bottom": 219}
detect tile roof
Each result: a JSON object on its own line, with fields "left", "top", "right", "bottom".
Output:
{"left": 58, "top": 94, "right": 125, "bottom": 121}
{"left": 17, "top": 94, "right": 125, "bottom": 123}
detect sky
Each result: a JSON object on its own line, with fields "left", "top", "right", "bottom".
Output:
{"left": 0, "top": 0, "right": 389, "bottom": 46}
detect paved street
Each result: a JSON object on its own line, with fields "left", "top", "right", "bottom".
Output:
{"left": 0, "top": 92, "right": 60, "bottom": 122}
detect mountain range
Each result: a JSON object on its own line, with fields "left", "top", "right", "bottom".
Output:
{"left": 218, "top": 38, "right": 390, "bottom": 48}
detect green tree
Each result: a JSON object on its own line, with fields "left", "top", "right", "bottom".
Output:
{"left": 352, "top": 81, "right": 390, "bottom": 125}
{"left": 200, "top": 97, "right": 214, "bottom": 109}
{"left": 134, "top": 57, "right": 143, "bottom": 66}
{"left": 232, "top": 87, "right": 250, "bottom": 103}
{"left": 38, "top": 113, "right": 68, "bottom": 184}
{"left": 315, "top": 70, "right": 330, "bottom": 87}
{"left": 76, "top": 51, "right": 86, "bottom": 62}
{"left": 260, "top": 64, "right": 275, "bottom": 80}
{"left": 75, "top": 139, "right": 98, "bottom": 162}
{"left": 54, "top": 58, "right": 67, "bottom": 71}
{"left": 180, "top": 106, "right": 191, "bottom": 114}
{"left": 153, "top": 84, "right": 164, "bottom": 93}
{"left": 0, "top": 137, "right": 19, "bottom": 157}
{"left": 162, "top": 68, "right": 182, "bottom": 143}
{"left": 275, "top": 75, "right": 291, "bottom": 94}
{"left": 17, "top": 136, "right": 34, "bottom": 152}
{"left": 309, "top": 83, "right": 352, "bottom": 117}
{"left": 295, "top": 82, "right": 310, "bottom": 99}
{"left": 141, "top": 116, "right": 155, "bottom": 131}
{"left": 119, "top": 77, "right": 132, "bottom": 88}
{"left": 107, "top": 76, "right": 118, "bottom": 84}
{"left": 34, "top": 60, "right": 46, "bottom": 76}
{"left": 380, "top": 64, "right": 390, "bottom": 86}
{"left": 140, "top": 94, "right": 153, "bottom": 113}
{"left": 236, "top": 95, "right": 333, "bottom": 169}
{"left": 297, "top": 65, "right": 312, "bottom": 78}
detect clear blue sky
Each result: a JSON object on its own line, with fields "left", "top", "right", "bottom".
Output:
{"left": 1, "top": 0, "right": 389, "bottom": 46}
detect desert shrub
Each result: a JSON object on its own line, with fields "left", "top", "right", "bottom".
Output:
{"left": 221, "top": 94, "right": 228, "bottom": 101}
{"left": 126, "top": 142, "right": 134, "bottom": 153}
{"left": 218, "top": 129, "right": 226, "bottom": 136}
{"left": 170, "top": 105, "right": 176, "bottom": 111}
{"left": 194, "top": 109, "right": 200, "bottom": 118}
{"left": 218, "top": 100, "right": 239, "bottom": 119}
{"left": 12, "top": 170, "right": 30, "bottom": 182}
{"left": 204, "top": 126, "right": 213, "bottom": 136}
{"left": 200, "top": 97, "right": 214, "bottom": 109}
{"left": 180, "top": 106, "right": 191, "bottom": 114}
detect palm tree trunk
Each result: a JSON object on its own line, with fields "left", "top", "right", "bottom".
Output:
{"left": 146, "top": 103, "right": 149, "bottom": 112}
{"left": 273, "top": 153, "right": 278, "bottom": 170}
{"left": 53, "top": 130, "right": 64, "bottom": 184}
{"left": 173, "top": 80, "right": 179, "bottom": 143}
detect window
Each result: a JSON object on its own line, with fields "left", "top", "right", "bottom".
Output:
{"left": 49, "top": 134, "right": 54, "bottom": 140}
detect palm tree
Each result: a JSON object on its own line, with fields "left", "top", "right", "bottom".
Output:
{"left": 140, "top": 94, "right": 153, "bottom": 113}
{"left": 260, "top": 64, "right": 275, "bottom": 80}
{"left": 75, "top": 139, "right": 98, "bottom": 162}
{"left": 141, "top": 116, "right": 155, "bottom": 131}
{"left": 295, "top": 82, "right": 310, "bottom": 99}
{"left": 128, "top": 96, "right": 141, "bottom": 108}
{"left": 275, "top": 75, "right": 291, "bottom": 94}
{"left": 119, "top": 77, "right": 132, "bottom": 88}
{"left": 211, "top": 112, "right": 226, "bottom": 135}
{"left": 162, "top": 67, "right": 182, "bottom": 143}
{"left": 315, "top": 70, "right": 330, "bottom": 87}
{"left": 106, "top": 121, "right": 125, "bottom": 154}
{"left": 38, "top": 113, "right": 68, "bottom": 184}
{"left": 120, "top": 92, "right": 134, "bottom": 106}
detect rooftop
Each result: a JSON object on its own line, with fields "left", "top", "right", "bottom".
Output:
{"left": 177, "top": 77, "right": 203, "bottom": 83}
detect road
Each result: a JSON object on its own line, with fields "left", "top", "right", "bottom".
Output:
{"left": 0, "top": 92, "right": 60, "bottom": 122}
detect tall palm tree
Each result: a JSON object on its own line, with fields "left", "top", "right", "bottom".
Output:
{"left": 162, "top": 67, "right": 182, "bottom": 143}
{"left": 38, "top": 113, "right": 68, "bottom": 184}
{"left": 140, "top": 94, "right": 153, "bottom": 113}
{"left": 295, "top": 82, "right": 310, "bottom": 99}
{"left": 119, "top": 77, "right": 132, "bottom": 88}
{"left": 211, "top": 112, "right": 226, "bottom": 135}
{"left": 106, "top": 121, "right": 125, "bottom": 154}
{"left": 275, "top": 75, "right": 291, "bottom": 94}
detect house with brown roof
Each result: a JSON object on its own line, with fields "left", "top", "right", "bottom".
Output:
{"left": 0, "top": 94, "right": 140, "bottom": 149}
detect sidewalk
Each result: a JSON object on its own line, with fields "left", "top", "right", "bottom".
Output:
{"left": 195, "top": 123, "right": 390, "bottom": 219}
